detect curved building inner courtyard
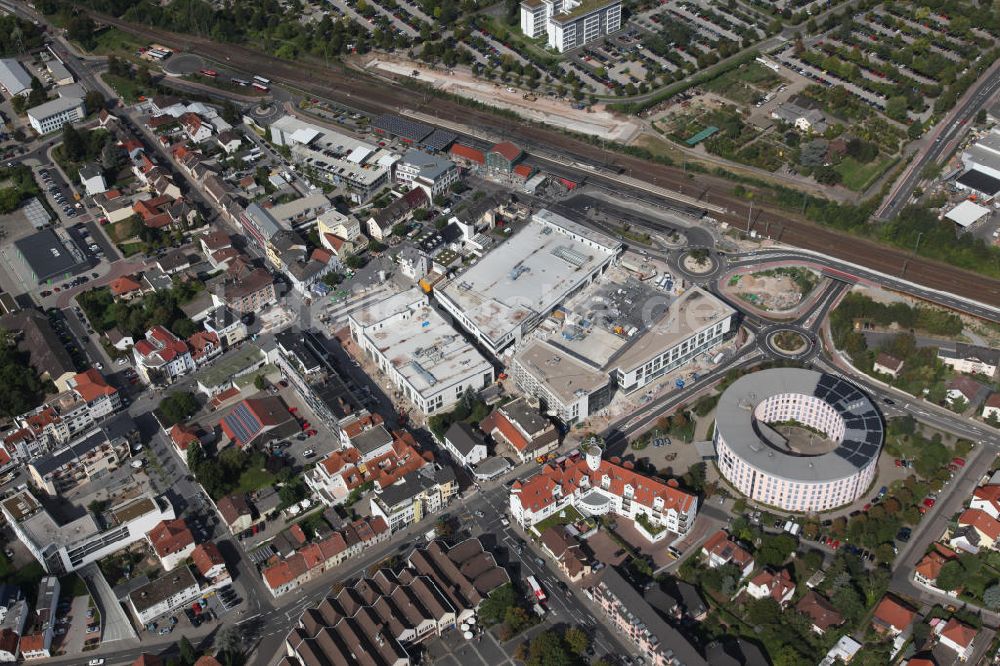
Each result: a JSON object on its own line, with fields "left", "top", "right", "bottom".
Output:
{"left": 714, "top": 368, "right": 884, "bottom": 513}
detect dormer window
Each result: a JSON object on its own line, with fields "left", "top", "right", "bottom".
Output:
{"left": 623, "top": 484, "right": 634, "bottom": 498}
{"left": 601, "top": 475, "right": 610, "bottom": 489}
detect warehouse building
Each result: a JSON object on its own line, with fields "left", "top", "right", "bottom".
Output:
{"left": 511, "top": 285, "right": 734, "bottom": 422}
{"left": 349, "top": 288, "right": 494, "bottom": 414}
{"left": 436, "top": 209, "right": 622, "bottom": 356}
{"left": 0, "top": 58, "right": 32, "bottom": 96}
{"left": 12, "top": 229, "right": 86, "bottom": 285}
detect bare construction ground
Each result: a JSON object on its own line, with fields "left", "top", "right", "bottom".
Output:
{"left": 363, "top": 56, "right": 642, "bottom": 143}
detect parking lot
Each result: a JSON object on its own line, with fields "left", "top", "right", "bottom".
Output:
{"left": 52, "top": 594, "right": 100, "bottom": 658}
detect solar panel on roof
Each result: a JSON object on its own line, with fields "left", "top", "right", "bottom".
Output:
{"left": 373, "top": 114, "right": 433, "bottom": 142}
{"left": 225, "top": 403, "right": 262, "bottom": 443}
{"left": 422, "top": 128, "right": 457, "bottom": 151}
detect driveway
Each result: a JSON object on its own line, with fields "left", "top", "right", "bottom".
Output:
{"left": 80, "top": 563, "right": 138, "bottom": 644}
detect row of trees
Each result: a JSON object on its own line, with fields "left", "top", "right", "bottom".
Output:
{"left": 0, "top": 328, "right": 51, "bottom": 417}
{"left": 0, "top": 165, "right": 42, "bottom": 215}
{"left": 78, "top": 280, "right": 203, "bottom": 339}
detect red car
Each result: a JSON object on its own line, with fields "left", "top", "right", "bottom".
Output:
{"left": 953, "top": 457, "right": 966, "bottom": 467}
{"left": 895, "top": 458, "right": 903, "bottom": 467}
{"left": 923, "top": 498, "right": 936, "bottom": 508}
{"left": 831, "top": 540, "right": 840, "bottom": 549}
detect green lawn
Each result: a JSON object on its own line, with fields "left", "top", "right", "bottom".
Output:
{"left": 101, "top": 74, "right": 154, "bottom": 104}
{"left": 236, "top": 466, "right": 278, "bottom": 494}
{"left": 120, "top": 241, "right": 145, "bottom": 257}
{"left": 89, "top": 28, "right": 142, "bottom": 57}
{"left": 533, "top": 505, "right": 585, "bottom": 535}
{"left": 702, "top": 62, "right": 783, "bottom": 105}
{"left": 835, "top": 155, "right": 897, "bottom": 191}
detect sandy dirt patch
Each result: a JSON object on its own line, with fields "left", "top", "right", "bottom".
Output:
{"left": 364, "top": 56, "right": 642, "bottom": 142}
{"left": 725, "top": 267, "right": 818, "bottom": 312}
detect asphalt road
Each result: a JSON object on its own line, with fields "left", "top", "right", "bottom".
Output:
{"left": 879, "top": 60, "right": 1000, "bottom": 220}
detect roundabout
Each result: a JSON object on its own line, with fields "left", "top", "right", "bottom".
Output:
{"left": 672, "top": 247, "right": 726, "bottom": 283}
{"left": 761, "top": 324, "right": 817, "bottom": 362}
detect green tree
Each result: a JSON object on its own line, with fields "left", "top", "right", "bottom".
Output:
{"left": 178, "top": 635, "right": 198, "bottom": 665}
{"left": 885, "top": 95, "right": 908, "bottom": 122}
{"left": 186, "top": 441, "right": 205, "bottom": 470}
{"left": 479, "top": 584, "right": 516, "bottom": 626}
{"left": 756, "top": 533, "right": 797, "bottom": 568}
{"left": 343, "top": 254, "right": 366, "bottom": 270}
{"left": 159, "top": 391, "right": 199, "bottom": 427}
{"left": 62, "top": 123, "right": 86, "bottom": 162}
{"left": 254, "top": 374, "right": 268, "bottom": 391}
{"left": 84, "top": 90, "right": 106, "bottom": 115}
{"left": 526, "top": 631, "right": 573, "bottom": 666}
{"left": 563, "top": 626, "right": 589, "bottom": 655}
{"left": 983, "top": 584, "right": 1000, "bottom": 609}
{"left": 935, "top": 559, "right": 964, "bottom": 591}
{"left": 221, "top": 100, "right": 240, "bottom": 125}
{"left": 66, "top": 14, "right": 97, "bottom": 49}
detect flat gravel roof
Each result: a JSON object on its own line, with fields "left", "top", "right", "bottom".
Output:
{"left": 715, "top": 368, "right": 883, "bottom": 483}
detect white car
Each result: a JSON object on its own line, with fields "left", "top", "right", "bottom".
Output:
{"left": 303, "top": 449, "right": 315, "bottom": 457}
{"left": 89, "top": 660, "right": 105, "bottom": 666}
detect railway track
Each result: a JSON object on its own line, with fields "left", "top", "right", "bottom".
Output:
{"left": 96, "top": 15, "right": 1000, "bottom": 311}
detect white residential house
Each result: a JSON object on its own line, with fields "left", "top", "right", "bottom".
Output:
{"left": 873, "top": 353, "right": 903, "bottom": 379}
{"left": 396, "top": 150, "right": 459, "bottom": 199}
{"left": 938, "top": 344, "right": 1000, "bottom": 379}
{"left": 442, "top": 422, "right": 488, "bottom": 467}
{"left": 133, "top": 326, "right": 196, "bottom": 384}
{"left": 147, "top": 519, "right": 195, "bottom": 572}
{"left": 128, "top": 566, "right": 202, "bottom": 625}
{"left": 78, "top": 164, "right": 108, "bottom": 197}
{"left": 509, "top": 445, "right": 698, "bottom": 543}
{"left": 397, "top": 246, "right": 430, "bottom": 281}
{"left": 520, "top": 0, "right": 622, "bottom": 53}
{"left": 746, "top": 569, "right": 795, "bottom": 606}
{"left": 971, "top": 485, "right": 1000, "bottom": 520}
{"left": 937, "top": 618, "right": 978, "bottom": 661}
{"left": 27, "top": 96, "right": 85, "bottom": 134}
